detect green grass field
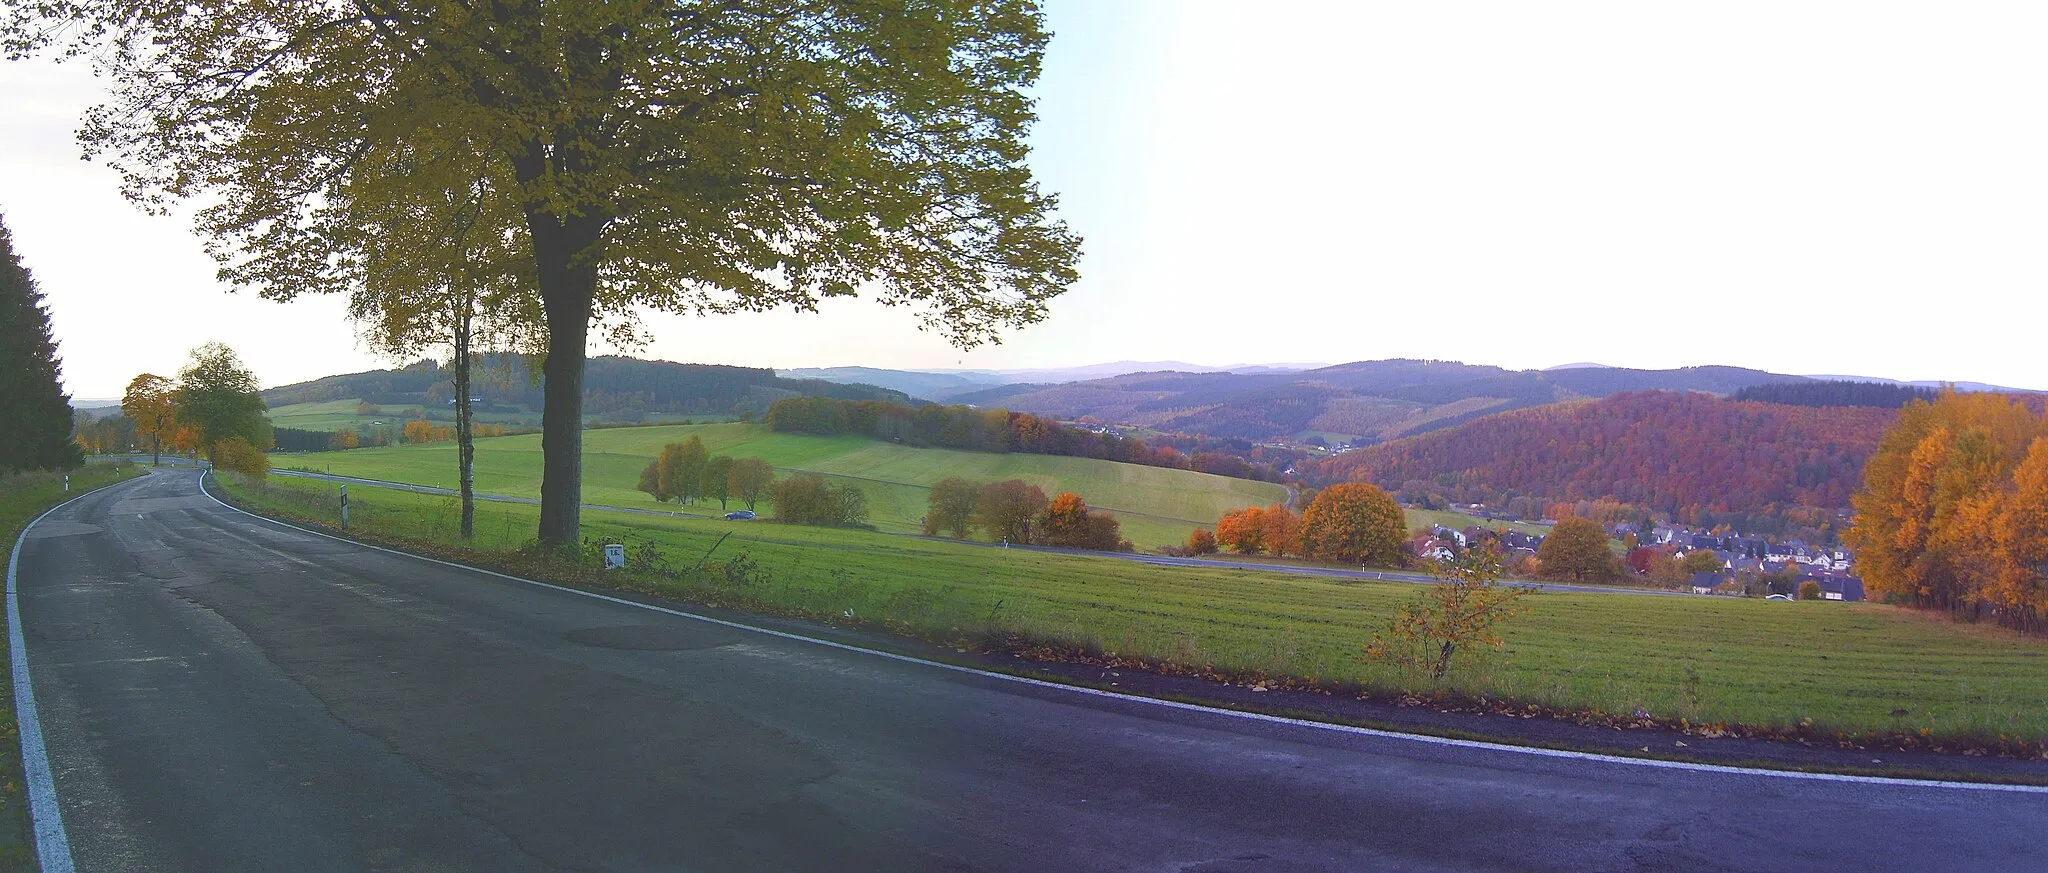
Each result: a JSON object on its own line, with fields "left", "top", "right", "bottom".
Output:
{"left": 219, "top": 472, "right": 2048, "bottom": 747}
{"left": 1403, "top": 507, "right": 1554, "bottom": 538}
{"left": 284, "top": 423, "right": 1291, "bottom": 548}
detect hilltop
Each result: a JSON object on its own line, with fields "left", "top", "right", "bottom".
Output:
{"left": 944, "top": 360, "right": 1804, "bottom": 443}
{"left": 264, "top": 355, "right": 909, "bottom": 429}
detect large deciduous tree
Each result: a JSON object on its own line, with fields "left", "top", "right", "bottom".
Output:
{"left": 0, "top": 212, "right": 81, "bottom": 473}
{"left": 924, "top": 476, "right": 981, "bottom": 538}
{"left": 727, "top": 457, "right": 775, "bottom": 512}
{"left": 1534, "top": 516, "right": 1616, "bottom": 582}
{"left": 1846, "top": 391, "right": 2048, "bottom": 629}
{"left": 7, "top": 1, "right": 1082, "bottom": 545}
{"left": 173, "top": 343, "right": 271, "bottom": 459}
{"left": 1297, "top": 483, "right": 1405, "bottom": 566}
{"left": 122, "top": 373, "right": 178, "bottom": 466}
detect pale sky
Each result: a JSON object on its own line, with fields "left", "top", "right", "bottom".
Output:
{"left": 4, "top": 1, "right": 2045, "bottom": 399}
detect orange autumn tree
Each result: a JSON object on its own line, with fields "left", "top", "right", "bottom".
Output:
{"left": 1185, "top": 528, "right": 1219, "bottom": 555}
{"left": 1036, "top": 491, "right": 1129, "bottom": 552}
{"left": 1216, "top": 506, "right": 1267, "bottom": 554}
{"left": 1298, "top": 482, "right": 1406, "bottom": 565}
{"left": 1259, "top": 504, "right": 1300, "bottom": 558}
{"left": 1845, "top": 390, "right": 2048, "bottom": 629}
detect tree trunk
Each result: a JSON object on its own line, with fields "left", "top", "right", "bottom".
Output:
{"left": 454, "top": 303, "right": 476, "bottom": 540}
{"left": 151, "top": 431, "right": 160, "bottom": 467}
{"left": 531, "top": 214, "right": 600, "bottom": 546}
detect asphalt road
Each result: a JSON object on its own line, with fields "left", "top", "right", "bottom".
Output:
{"left": 13, "top": 469, "right": 2047, "bottom": 872}
{"left": 268, "top": 468, "right": 1674, "bottom": 597}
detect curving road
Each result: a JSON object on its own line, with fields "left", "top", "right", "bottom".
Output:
{"left": 10, "top": 469, "right": 2047, "bottom": 872}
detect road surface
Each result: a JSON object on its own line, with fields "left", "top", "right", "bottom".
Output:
{"left": 12, "top": 469, "right": 2046, "bottom": 872}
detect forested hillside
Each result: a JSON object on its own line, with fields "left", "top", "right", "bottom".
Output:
{"left": 953, "top": 360, "right": 1803, "bottom": 442}
{"left": 1732, "top": 380, "right": 1937, "bottom": 408}
{"left": 1314, "top": 391, "right": 1897, "bottom": 536}
{"left": 265, "top": 355, "right": 909, "bottom": 420}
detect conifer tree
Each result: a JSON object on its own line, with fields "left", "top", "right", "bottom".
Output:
{"left": 0, "top": 212, "right": 81, "bottom": 472}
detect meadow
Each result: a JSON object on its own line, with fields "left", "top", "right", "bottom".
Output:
{"left": 284, "top": 423, "right": 1290, "bottom": 548}
{"left": 220, "top": 472, "right": 2048, "bottom": 748}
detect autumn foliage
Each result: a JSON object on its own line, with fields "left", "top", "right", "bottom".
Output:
{"left": 1296, "top": 483, "right": 1406, "bottom": 566}
{"left": 210, "top": 436, "right": 269, "bottom": 480}
{"left": 1315, "top": 391, "right": 1897, "bottom": 536}
{"left": 1037, "top": 492, "right": 1130, "bottom": 552}
{"left": 1845, "top": 392, "right": 2048, "bottom": 630}
{"left": 1362, "top": 542, "right": 1533, "bottom": 680}
{"left": 1185, "top": 528, "right": 1218, "bottom": 555}
{"left": 1535, "top": 516, "right": 1616, "bottom": 582}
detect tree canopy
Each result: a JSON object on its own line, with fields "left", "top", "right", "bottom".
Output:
{"left": 1845, "top": 391, "right": 2048, "bottom": 630}
{"left": 7, "top": 0, "right": 1082, "bottom": 543}
{"left": 173, "top": 343, "right": 271, "bottom": 457}
{"left": 1535, "top": 516, "right": 1615, "bottom": 582}
{"left": 123, "top": 373, "right": 178, "bottom": 466}
{"left": 1297, "top": 483, "right": 1405, "bottom": 566}
{"left": 0, "top": 212, "right": 81, "bottom": 472}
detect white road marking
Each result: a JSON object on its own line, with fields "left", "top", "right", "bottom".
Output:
{"left": 4, "top": 479, "right": 141, "bottom": 872}
{"left": 195, "top": 472, "right": 2048, "bottom": 795}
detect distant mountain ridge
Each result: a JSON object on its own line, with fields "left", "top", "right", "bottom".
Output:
{"left": 266, "top": 355, "right": 910, "bottom": 421}
{"left": 933, "top": 360, "right": 1808, "bottom": 442}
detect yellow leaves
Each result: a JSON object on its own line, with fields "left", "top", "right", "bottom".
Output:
{"left": 1850, "top": 390, "right": 2048, "bottom": 623}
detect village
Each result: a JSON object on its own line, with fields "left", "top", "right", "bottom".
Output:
{"left": 1407, "top": 506, "right": 1866, "bottom": 601}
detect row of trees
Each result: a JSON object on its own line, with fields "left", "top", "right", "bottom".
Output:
{"left": 766, "top": 397, "right": 1210, "bottom": 476}
{"left": 0, "top": 212, "right": 81, "bottom": 473}
{"left": 1199, "top": 484, "right": 1407, "bottom": 566}
{"left": 922, "top": 478, "right": 1131, "bottom": 552}
{"left": 118, "top": 344, "right": 272, "bottom": 475}
{"left": 634, "top": 437, "right": 775, "bottom": 512}
{"left": 1846, "top": 392, "right": 2048, "bottom": 631}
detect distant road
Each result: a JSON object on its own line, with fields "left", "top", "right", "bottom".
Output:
{"left": 271, "top": 468, "right": 1677, "bottom": 596}
{"left": 12, "top": 469, "right": 2046, "bottom": 871}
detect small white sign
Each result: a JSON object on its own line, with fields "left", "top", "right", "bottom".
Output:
{"left": 603, "top": 544, "right": 626, "bottom": 571}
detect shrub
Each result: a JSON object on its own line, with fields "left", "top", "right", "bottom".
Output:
{"left": 211, "top": 436, "right": 269, "bottom": 480}
{"left": 1186, "top": 528, "right": 1218, "bottom": 555}
{"left": 770, "top": 474, "right": 868, "bottom": 527}
{"left": 1799, "top": 580, "right": 1822, "bottom": 601}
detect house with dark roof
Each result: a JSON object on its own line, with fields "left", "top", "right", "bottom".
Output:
{"left": 1690, "top": 572, "right": 1726, "bottom": 595}
{"left": 1810, "top": 576, "right": 1866, "bottom": 602}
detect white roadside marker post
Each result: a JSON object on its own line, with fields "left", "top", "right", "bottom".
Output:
{"left": 340, "top": 485, "right": 349, "bottom": 530}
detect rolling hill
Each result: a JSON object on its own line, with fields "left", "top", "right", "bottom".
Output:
{"left": 947, "top": 360, "right": 1807, "bottom": 443}
{"left": 1312, "top": 391, "right": 1898, "bottom": 537}
{"left": 288, "top": 423, "right": 1290, "bottom": 548}
{"left": 265, "top": 355, "right": 910, "bottom": 428}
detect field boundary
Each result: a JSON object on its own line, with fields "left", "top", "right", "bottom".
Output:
{"left": 197, "top": 471, "right": 2048, "bottom": 792}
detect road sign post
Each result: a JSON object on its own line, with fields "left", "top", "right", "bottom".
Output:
{"left": 340, "top": 485, "right": 349, "bottom": 530}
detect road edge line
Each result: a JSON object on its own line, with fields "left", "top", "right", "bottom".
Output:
{"left": 197, "top": 472, "right": 2048, "bottom": 795}
{"left": 3, "top": 477, "right": 129, "bottom": 873}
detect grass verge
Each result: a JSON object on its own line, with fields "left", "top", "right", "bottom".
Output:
{"left": 0, "top": 462, "right": 137, "bottom": 871}
{"left": 214, "top": 472, "right": 2048, "bottom": 761}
